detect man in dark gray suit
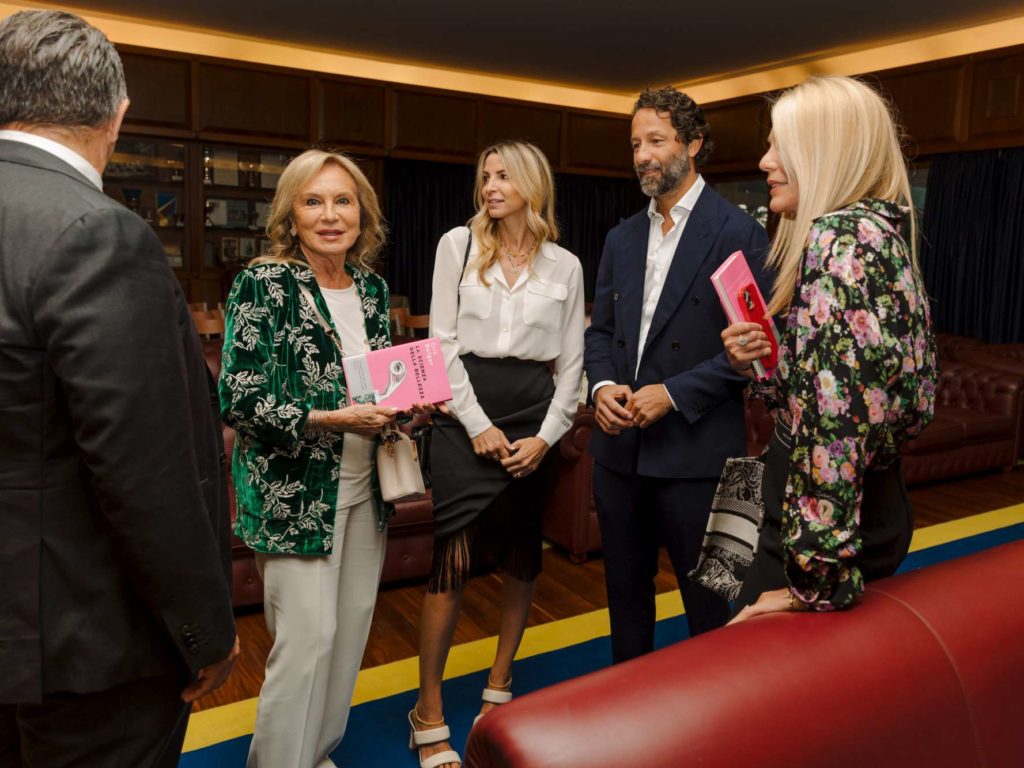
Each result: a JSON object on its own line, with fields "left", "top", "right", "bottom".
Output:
{"left": 0, "top": 10, "right": 237, "bottom": 766}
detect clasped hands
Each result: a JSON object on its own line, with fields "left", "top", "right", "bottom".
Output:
{"left": 594, "top": 383, "right": 672, "bottom": 435}
{"left": 471, "top": 426, "right": 548, "bottom": 479}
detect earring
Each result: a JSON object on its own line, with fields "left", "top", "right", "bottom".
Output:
{"left": 289, "top": 225, "right": 297, "bottom": 236}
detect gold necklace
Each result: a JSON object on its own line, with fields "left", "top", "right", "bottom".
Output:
{"left": 501, "top": 238, "right": 534, "bottom": 275}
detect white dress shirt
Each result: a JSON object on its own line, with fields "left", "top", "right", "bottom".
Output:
{"left": 430, "top": 226, "right": 585, "bottom": 448}
{"left": 591, "top": 175, "right": 706, "bottom": 406}
{"left": 0, "top": 129, "right": 104, "bottom": 191}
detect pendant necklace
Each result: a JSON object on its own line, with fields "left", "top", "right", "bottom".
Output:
{"left": 501, "top": 238, "right": 534, "bottom": 275}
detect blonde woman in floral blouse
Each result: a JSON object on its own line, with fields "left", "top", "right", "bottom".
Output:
{"left": 722, "top": 76, "right": 937, "bottom": 620}
{"left": 219, "top": 149, "right": 399, "bottom": 767}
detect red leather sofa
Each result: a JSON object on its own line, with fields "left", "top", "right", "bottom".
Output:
{"left": 464, "top": 540, "right": 1024, "bottom": 768}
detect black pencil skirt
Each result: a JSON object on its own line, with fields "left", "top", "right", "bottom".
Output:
{"left": 734, "top": 421, "right": 914, "bottom": 611}
{"left": 427, "top": 354, "right": 556, "bottom": 593}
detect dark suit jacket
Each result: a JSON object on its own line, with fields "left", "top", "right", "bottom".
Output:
{"left": 584, "top": 183, "right": 771, "bottom": 479}
{"left": 0, "top": 139, "right": 235, "bottom": 703}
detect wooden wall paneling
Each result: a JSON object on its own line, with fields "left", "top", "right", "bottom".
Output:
{"left": 120, "top": 51, "right": 191, "bottom": 130}
{"left": 389, "top": 88, "right": 478, "bottom": 160}
{"left": 317, "top": 78, "right": 387, "bottom": 149}
{"left": 563, "top": 112, "right": 633, "bottom": 175}
{"left": 479, "top": 101, "right": 563, "bottom": 165}
{"left": 702, "top": 97, "right": 770, "bottom": 174}
{"left": 872, "top": 62, "right": 968, "bottom": 154}
{"left": 968, "top": 50, "right": 1024, "bottom": 144}
{"left": 198, "top": 63, "right": 311, "bottom": 140}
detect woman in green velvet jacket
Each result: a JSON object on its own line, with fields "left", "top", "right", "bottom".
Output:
{"left": 218, "top": 148, "right": 397, "bottom": 768}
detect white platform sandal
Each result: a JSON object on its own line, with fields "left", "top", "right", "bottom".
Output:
{"left": 472, "top": 678, "right": 513, "bottom": 727}
{"left": 408, "top": 709, "right": 461, "bottom": 768}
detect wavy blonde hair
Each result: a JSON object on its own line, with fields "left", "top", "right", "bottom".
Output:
{"left": 467, "top": 141, "right": 559, "bottom": 284}
{"left": 251, "top": 148, "right": 386, "bottom": 272}
{"left": 765, "top": 76, "right": 918, "bottom": 316}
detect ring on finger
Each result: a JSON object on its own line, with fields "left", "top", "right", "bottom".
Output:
{"left": 738, "top": 335, "right": 748, "bottom": 347}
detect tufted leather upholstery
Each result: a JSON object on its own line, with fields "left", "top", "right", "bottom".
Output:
{"left": 464, "top": 540, "right": 1024, "bottom": 768}
{"left": 542, "top": 407, "right": 601, "bottom": 563}
{"left": 901, "top": 361, "right": 1022, "bottom": 485}
{"left": 957, "top": 345, "right": 1024, "bottom": 458}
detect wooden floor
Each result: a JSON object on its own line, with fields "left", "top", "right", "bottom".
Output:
{"left": 195, "top": 465, "right": 1024, "bottom": 712}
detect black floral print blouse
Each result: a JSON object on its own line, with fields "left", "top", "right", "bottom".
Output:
{"left": 754, "top": 199, "right": 937, "bottom": 610}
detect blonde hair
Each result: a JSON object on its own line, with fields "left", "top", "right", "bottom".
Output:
{"left": 467, "top": 141, "right": 559, "bottom": 284}
{"left": 765, "top": 76, "right": 918, "bottom": 315}
{"left": 251, "top": 148, "right": 386, "bottom": 272}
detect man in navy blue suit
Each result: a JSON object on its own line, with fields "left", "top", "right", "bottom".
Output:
{"left": 584, "top": 86, "right": 771, "bottom": 662}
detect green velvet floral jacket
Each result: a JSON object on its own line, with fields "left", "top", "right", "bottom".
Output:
{"left": 218, "top": 260, "right": 392, "bottom": 555}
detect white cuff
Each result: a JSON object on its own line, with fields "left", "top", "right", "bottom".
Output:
{"left": 456, "top": 402, "right": 492, "bottom": 439}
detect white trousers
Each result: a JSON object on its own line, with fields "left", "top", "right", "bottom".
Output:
{"left": 247, "top": 498, "right": 386, "bottom": 768}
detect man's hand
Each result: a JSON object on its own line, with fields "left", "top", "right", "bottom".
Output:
{"left": 629, "top": 385, "right": 672, "bottom": 429}
{"left": 594, "top": 384, "right": 634, "bottom": 435}
{"left": 181, "top": 635, "right": 240, "bottom": 703}
{"left": 470, "top": 425, "right": 513, "bottom": 461}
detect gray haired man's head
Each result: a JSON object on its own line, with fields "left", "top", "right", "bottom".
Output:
{"left": 0, "top": 10, "right": 127, "bottom": 128}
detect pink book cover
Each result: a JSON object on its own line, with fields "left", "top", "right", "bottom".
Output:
{"left": 711, "top": 250, "right": 780, "bottom": 380}
{"left": 342, "top": 337, "right": 453, "bottom": 410}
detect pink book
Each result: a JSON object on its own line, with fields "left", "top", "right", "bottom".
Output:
{"left": 711, "top": 251, "right": 780, "bottom": 380}
{"left": 342, "top": 337, "right": 453, "bottom": 410}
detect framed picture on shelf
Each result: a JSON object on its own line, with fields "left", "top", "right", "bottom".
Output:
{"left": 220, "top": 237, "right": 240, "bottom": 264}
{"left": 212, "top": 148, "right": 239, "bottom": 186}
{"left": 206, "top": 197, "right": 229, "bottom": 227}
{"left": 240, "top": 237, "right": 257, "bottom": 261}
{"left": 254, "top": 202, "right": 270, "bottom": 229}
{"left": 156, "top": 190, "right": 177, "bottom": 226}
{"left": 106, "top": 140, "right": 157, "bottom": 180}
{"left": 260, "top": 152, "right": 287, "bottom": 189}
{"left": 162, "top": 242, "right": 183, "bottom": 269}
{"left": 226, "top": 199, "right": 250, "bottom": 229}
{"left": 258, "top": 237, "right": 272, "bottom": 256}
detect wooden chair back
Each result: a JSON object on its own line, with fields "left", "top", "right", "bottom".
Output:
{"left": 191, "top": 309, "right": 225, "bottom": 337}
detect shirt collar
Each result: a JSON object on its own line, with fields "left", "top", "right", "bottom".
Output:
{"left": 0, "top": 129, "right": 104, "bottom": 191}
{"left": 647, "top": 174, "right": 705, "bottom": 221}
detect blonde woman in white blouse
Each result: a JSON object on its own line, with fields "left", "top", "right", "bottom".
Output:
{"left": 408, "top": 141, "right": 584, "bottom": 768}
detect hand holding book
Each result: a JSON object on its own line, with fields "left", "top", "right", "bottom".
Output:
{"left": 711, "top": 251, "right": 779, "bottom": 380}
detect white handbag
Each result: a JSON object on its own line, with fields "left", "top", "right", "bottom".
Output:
{"left": 376, "top": 425, "right": 426, "bottom": 502}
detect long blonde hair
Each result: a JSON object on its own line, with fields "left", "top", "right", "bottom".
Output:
{"left": 251, "top": 148, "right": 386, "bottom": 272}
{"left": 467, "top": 141, "right": 559, "bottom": 284}
{"left": 765, "top": 76, "right": 917, "bottom": 315}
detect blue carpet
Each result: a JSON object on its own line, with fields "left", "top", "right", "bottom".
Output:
{"left": 180, "top": 521, "right": 1023, "bottom": 767}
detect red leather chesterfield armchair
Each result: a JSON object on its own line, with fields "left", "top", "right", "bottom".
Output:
{"left": 900, "top": 360, "right": 1022, "bottom": 485}
{"left": 465, "top": 540, "right": 1024, "bottom": 768}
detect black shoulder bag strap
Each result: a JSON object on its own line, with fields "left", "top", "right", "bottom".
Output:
{"left": 457, "top": 227, "right": 472, "bottom": 312}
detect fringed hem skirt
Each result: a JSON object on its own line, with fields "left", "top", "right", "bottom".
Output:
{"left": 427, "top": 354, "right": 556, "bottom": 593}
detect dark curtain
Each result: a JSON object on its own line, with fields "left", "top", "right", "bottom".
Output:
{"left": 380, "top": 157, "right": 645, "bottom": 312}
{"left": 555, "top": 172, "right": 647, "bottom": 302}
{"left": 380, "top": 158, "right": 475, "bottom": 314}
{"left": 920, "top": 148, "right": 1024, "bottom": 343}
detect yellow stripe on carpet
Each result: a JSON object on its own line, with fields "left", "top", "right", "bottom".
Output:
{"left": 183, "top": 503, "right": 1023, "bottom": 752}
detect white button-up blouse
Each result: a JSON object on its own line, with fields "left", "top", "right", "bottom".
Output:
{"left": 429, "top": 226, "right": 585, "bottom": 447}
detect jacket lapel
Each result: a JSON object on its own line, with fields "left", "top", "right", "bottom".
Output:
{"left": 642, "top": 186, "right": 723, "bottom": 357}
{"left": 619, "top": 212, "right": 649, "bottom": 371}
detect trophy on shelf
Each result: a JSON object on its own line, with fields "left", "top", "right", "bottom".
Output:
{"left": 202, "top": 146, "right": 214, "bottom": 185}
{"left": 204, "top": 199, "right": 220, "bottom": 227}
{"left": 168, "top": 159, "right": 183, "bottom": 182}
{"left": 122, "top": 187, "right": 142, "bottom": 214}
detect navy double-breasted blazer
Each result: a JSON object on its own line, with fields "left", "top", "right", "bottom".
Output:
{"left": 584, "top": 184, "right": 771, "bottom": 480}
